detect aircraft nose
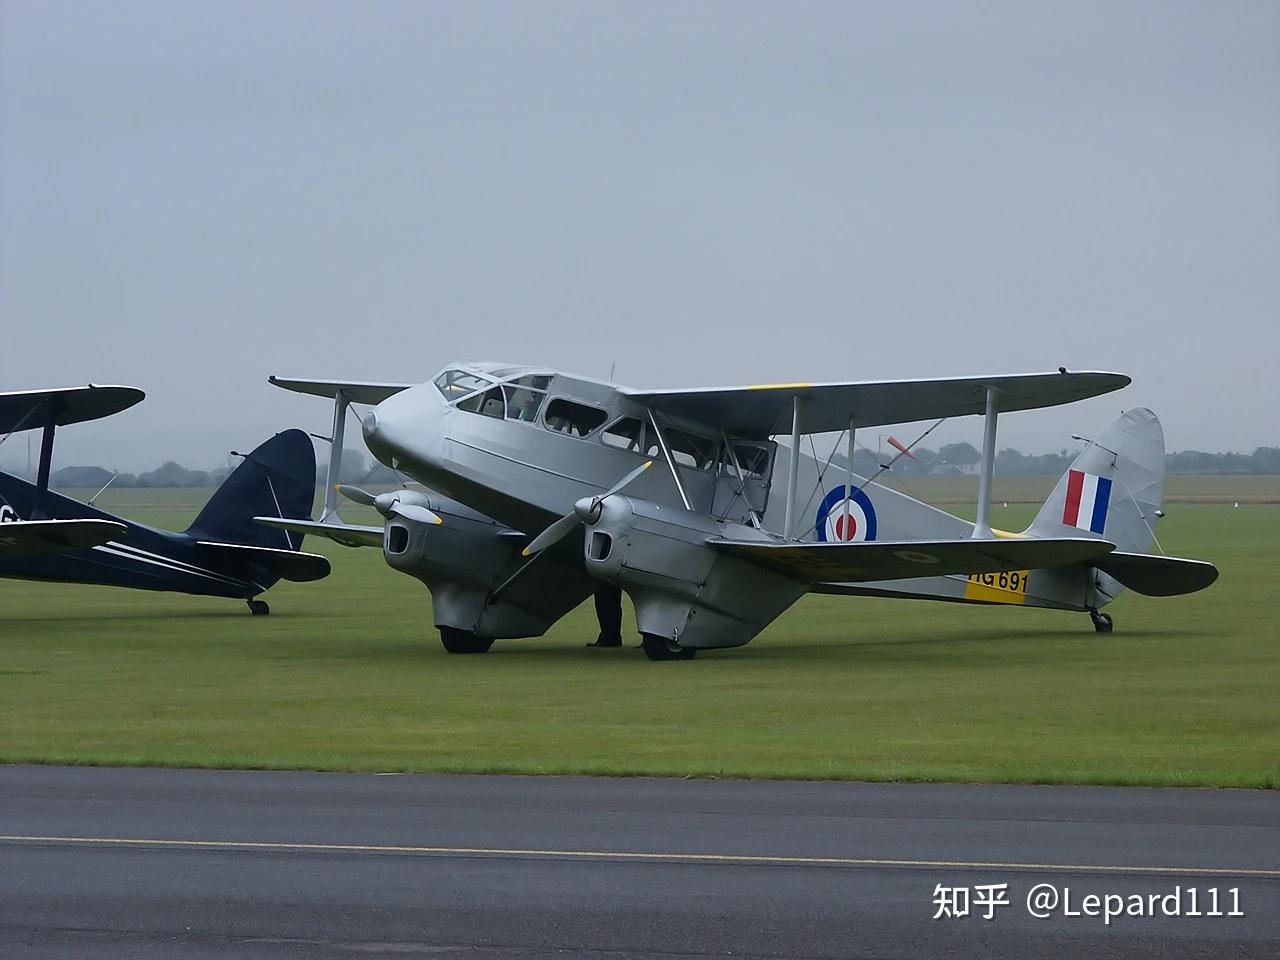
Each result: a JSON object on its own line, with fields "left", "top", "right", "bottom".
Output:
{"left": 363, "top": 385, "right": 445, "bottom": 472}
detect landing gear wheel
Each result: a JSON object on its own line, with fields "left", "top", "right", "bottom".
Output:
{"left": 1089, "top": 609, "right": 1114, "bottom": 634}
{"left": 247, "top": 600, "right": 270, "bottom": 616}
{"left": 439, "top": 627, "right": 495, "bottom": 654}
{"left": 641, "top": 634, "right": 697, "bottom": 661}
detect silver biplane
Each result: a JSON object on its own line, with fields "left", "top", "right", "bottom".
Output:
{"left": 263, "top": 364, "right": 1217, "bottom": 660}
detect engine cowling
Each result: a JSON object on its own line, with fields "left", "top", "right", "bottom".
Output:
{"left": 581, "top": 496, "right": 807, "bottom": 650}
{"left": 383, "top": 495, "right": 594, "bottom": 639}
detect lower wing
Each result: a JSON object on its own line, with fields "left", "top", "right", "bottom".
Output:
{"left": 0, "top": 519, "right": 126, "bottom": 557}
{"left": 709, "top": 536, "right": 1114, "bottom": 584}
{"left": 255, "top": 517, "right": 384, "bottom": 549}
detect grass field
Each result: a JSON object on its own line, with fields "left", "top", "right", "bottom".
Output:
{"left": 1, "top": 479, "right": 1276, "bottom": 788}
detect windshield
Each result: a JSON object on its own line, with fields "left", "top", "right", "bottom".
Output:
{"left": 434, "top": 368, "right": 554, "bottom": 423}
{"left": 434, "top": 369, "right": 494, "bottom": 403}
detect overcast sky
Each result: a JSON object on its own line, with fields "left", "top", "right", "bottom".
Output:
{"left": 2, "top": 1, "right": 1276, "bottom": 472}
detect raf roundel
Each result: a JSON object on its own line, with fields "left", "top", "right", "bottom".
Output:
{"left": 815, "top": 485, "right": 877, "bottom": 543}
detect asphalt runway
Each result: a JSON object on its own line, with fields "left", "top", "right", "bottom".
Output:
{"left": 1, "top": 766, "right": 1276, "bottom": 959}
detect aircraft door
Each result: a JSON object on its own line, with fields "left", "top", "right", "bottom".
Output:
{"left": 712, "top": 440, "right": 775, "bottom": 523}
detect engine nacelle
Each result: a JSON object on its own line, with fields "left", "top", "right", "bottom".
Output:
{"left": 383, "top": 493, "right": 594, "bottom": 639}
{"left": 582, "top": 496, "right": 806, "bottom": 649}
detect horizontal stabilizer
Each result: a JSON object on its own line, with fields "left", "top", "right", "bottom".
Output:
{"left": 1093, "top": 552, "right": 1219, "bottom": 597}
{"left": 195, "top": 541, "right": 331, "bottom": 582}
{"left": 710, "top": 536, "right": 1114, "bottom": 584}
{"left": 268, "top": 376, "right": 413, "bottom": 405}
{"left": 627, "top": 370, "right": 1130, "bottom": 436}
{"left": 256, "top": 516, "right": 384, "bottom": 549}
{"left": 0, "top": 519, "right": 126, "bottom": 557}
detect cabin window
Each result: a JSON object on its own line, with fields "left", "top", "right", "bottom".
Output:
{"left": 544, "top": 398, "right": 607, "bottom": 437}
{"left": 601, "top": 417, "right": 658, "bottom": 456}
{"left": 665, "top": 428, "right": 716, "bottom": 471}
{"left": 502, "top": 375, "right": 552, "bottom": 423}
{"left": 726, "top": 442, "right": 772, "bottom": 478}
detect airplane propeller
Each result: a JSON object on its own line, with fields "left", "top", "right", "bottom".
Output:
{"left": 334, "top": 484, "right": 377, "bottom": 507}
{"left": 336, "top": 484, "right": 442, "bottom": 526}
{"left": 522, "top": 460, "right": 652, "bottom": 557}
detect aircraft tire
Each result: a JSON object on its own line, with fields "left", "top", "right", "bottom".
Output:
{"left": 439, "top": 627, "right": 495, "bottom": 654}
{"left": 247, "top": 600, "right": 270, "bottom": 616}
{"left": 1089, "top": 609, "right": 1114, "bottom": 633}
{"left": 641, "top": 634, "right": 697, "bottom": 661}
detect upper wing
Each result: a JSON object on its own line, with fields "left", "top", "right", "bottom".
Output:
{"left": 624, "top": 371, "right": 1130, "bottom": 436}
{"left": 268, "top": 376, "right": 414, "bottom": 405}
{"left": 0, "top": 519, "right": 126, "bottom": 557}
{"left": 710, "top": 536, "right": 1114, "bottom": 584}
{"left": 0, "top": 385, "right": 145, "bottom": 432}
{"left": 195, "top": 541, "right": 331, "bottom": 582}
{"left": 256, "top": 516, "right": 384, "bottom": 549}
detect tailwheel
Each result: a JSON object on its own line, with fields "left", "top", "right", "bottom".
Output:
{"left": 641, "top": 634, "right": 697, "bottom": 661}
{"left": 247, "top": 599, "right": 270, "bottom": 616}
{"left": 439, "top": 627, "right": 495, "bottom": 654}
{"left": 1089, "top": 609, "right": 1114, "bottom": 634}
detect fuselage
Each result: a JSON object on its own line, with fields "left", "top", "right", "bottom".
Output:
{"left": 362, "top": 361, "right": 966, "bottom": 544}
{"left": 0, "top": 477, "right": 268, "bottom": 598}
{"left": 362, "top": 362, "right": 772, "bottom": 537}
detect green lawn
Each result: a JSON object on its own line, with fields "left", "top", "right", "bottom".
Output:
{"left": 1, "top": 485, "right": 1276, "bottom": 788}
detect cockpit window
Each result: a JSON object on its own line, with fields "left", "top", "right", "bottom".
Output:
{"left": 544, "top": 398, "right": 607, "bottom": 437}
{"left": 459, "top": 386, "right": 505, "bottom": 418}
{"left": 434, "top": 369, "right": 492, "bottom": 403}
{"left": 502, "top": 374, "right": 552, "bottom": 422}
{"left": 436, "top": 368, "right": 558, "bottom": 424}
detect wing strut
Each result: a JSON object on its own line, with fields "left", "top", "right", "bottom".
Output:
{"left": 783, "top": 395, "right": 803, "bottom": 539}
{"left": 33, "top": 404, "right": 56, "bottom": 519}
{"left": 647, "top": 409, "right": 692, "bottom": 511}
{"left": 320, "top": 389, "right": 350, "bottom": 523}
{"left": 842, "top": 416, "right": 855, "bottom": 542}
{"left": 972, "top": 387, "right": 999, "bottom": 539}
{"left": 721, "top": 429, "right": 762, "bottom": 529}
{"left": 1, "top": 395, "right": 60, "bottom": 518}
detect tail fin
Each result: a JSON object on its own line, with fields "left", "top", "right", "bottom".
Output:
{"left": 1027, "top": 407, "right": 1165, "bottom": 552}
{"left": 1024, "top": 407, "right": 1215, "bottom": 605}
{"left": 186, "top": 429, "right": 317, "bottom": 549}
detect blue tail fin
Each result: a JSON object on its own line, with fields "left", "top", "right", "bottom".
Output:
{"left": 186, "top": 429, "right": 317, "bottom": 549}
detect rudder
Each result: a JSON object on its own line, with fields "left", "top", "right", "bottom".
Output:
{"left": 1026, "top": 407, "right": 1165, "bottom": 554}
{"left": 186, "top": 429, "right": 317, "bottom": 549}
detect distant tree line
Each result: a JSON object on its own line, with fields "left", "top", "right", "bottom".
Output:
{"left": 48, "top": 449, "right": 398, "bottom": 489}
{"left": 52, "top": 462, "right": 235, "bottom": 489}
{"left": 40, "top": 444, "right": 1280, "bottom": 488}
{"left": 858, "top": 443, "right": 1280, "bottom": 477}
{"left": 1164, "top": 447, "right": 1280, "bottom": 475}
{"left": 312, "top": 453, "right": 401, "bottom": 485}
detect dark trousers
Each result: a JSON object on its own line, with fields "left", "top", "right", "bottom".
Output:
{"left": 593, "top": 583, "right": 623, "bottom": 643}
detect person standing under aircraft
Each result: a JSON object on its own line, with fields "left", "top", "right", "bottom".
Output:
{"left": 589, "top": 582, "right": 623, "bottom": 647}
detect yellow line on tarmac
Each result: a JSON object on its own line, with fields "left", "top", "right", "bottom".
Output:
{"left": 2, "top": 835, "right": 1278, "bottom": 878}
